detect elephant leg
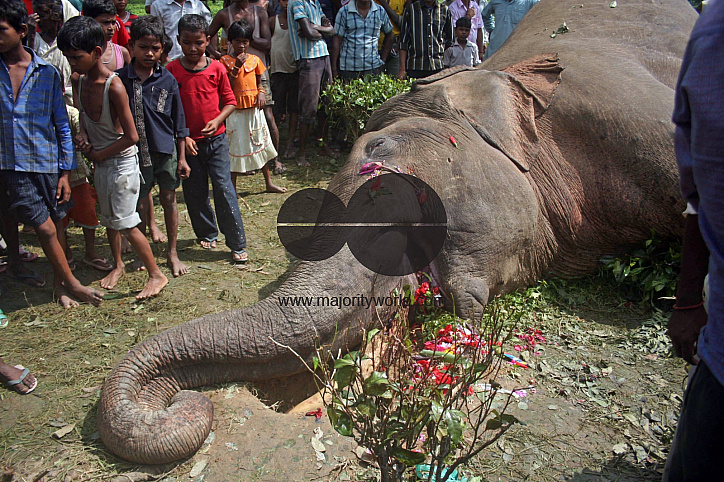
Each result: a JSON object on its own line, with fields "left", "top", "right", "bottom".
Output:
{"left": 443, "top": 272, "right": 491, "bottom": 321}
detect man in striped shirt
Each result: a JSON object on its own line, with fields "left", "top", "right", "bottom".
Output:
{"left": 288, "top": 0, "right": 334, "bottom": 165}
{"left": 398, "top": 0, "right": 453, "bottom": 79}
{"left": 331, "top": 0, "right": 394, "bottom": 80}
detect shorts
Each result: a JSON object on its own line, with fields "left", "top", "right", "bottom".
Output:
{"left": 271, "top": 71, "right": 299, "bottom": 117}
{"left": 94, "top": 154, "right": 142, "bottom": 231}
{"left": 0, "top": 170, "right": 72, "bottom": 227}
{"left": 297, "top": 56, "right": 332, "bottom": 125}
{"left": 63, "top": 182, "right": 100, "bottom": 229}
{"left": 261, "top": 76, "right": 274, "bottom": 106}
{"left": 139, "top": 151, "right": 180, "bottom": 198}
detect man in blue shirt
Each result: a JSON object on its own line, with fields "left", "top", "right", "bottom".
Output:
{"left": 665, "top": 3, "right": 724, "bottom": 479}
{"left": 331, "top": 0, "right": 393, "bottom": 80}
{"left": 481, "top": 0, "right": 538, "bottom": 60}
{"left": 288, "top": 0, "right": 334, "bottom": 165}
{"left": 0, "top": 0, "right": 103, "bottom": 307}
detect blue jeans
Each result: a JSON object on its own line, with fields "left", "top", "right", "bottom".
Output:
{"left": 182, "top": 133, "right": 246, "bottom": 252}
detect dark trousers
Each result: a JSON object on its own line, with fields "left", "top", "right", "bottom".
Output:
{"left": 181, "top": 133, "right": 246, "bottom": 252}
{"left": 407, "top": 69, "right": 442, "bottom": 80}
{"left": 339, "top": 67, "right": 382, "bottom": 81}
{"left": 664, "top": 360, "right": 724, "bottom": 481}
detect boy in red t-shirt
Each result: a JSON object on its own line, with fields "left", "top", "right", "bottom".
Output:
{"left": 166, "top": 14, "right": 249, "bottom": 262}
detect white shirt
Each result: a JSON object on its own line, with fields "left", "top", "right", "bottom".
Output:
{"left": 149, "top": 0, "right": 213, "bottom": 61}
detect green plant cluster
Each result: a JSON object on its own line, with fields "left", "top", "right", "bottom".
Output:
{"left": 323, "top": 74, "right": 412, "bottom": 142}
{"left": 599, "top": 232, "right": 681, "bottom": 304}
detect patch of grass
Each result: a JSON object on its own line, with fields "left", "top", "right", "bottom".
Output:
{"left": 126, "top": 0, "right": 226, "bottom": 17}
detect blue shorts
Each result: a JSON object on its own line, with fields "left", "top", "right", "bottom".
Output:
{"left": 0, "top": 170, "right": 73, "bottom": 227}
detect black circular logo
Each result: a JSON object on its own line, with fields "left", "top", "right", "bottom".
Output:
{"left": 277, "top": 174, "right": 447, "bottom": 276}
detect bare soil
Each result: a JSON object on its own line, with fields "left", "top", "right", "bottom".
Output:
{"left": 0, "top": 145, "right": 684, "bottom": 481}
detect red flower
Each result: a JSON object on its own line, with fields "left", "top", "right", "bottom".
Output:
{"left": 449, "top": 136, "right": 458, "bottom": 147}
{"left": 432, "top": 286, "right": 440, "bottom": 295}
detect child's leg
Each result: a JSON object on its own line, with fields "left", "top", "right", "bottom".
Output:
{"left": 285, "top": 112, "right": 299, "bottom": 159}
{"left": 231, "top": 172, "right": 239, "bottom": 195}
{"left": 101, "top": 228, "right": 126, "bottom": 290}
{"left": 120, "top": 226, "right": 167, "bottom": 299}
{"left": 205, "top": 134, "right": 247, "bottom": 255}
{"left": 146, "top": 194, "right": 166, "bottom": 244}
{"left": 261, "top": 164, "right": 287, "bottom": 194}
{"left": 35, "top": 217, "right": 103, "bottom": 307}
{"left": 158, "top": 189, "right": 188, "bottom": 277}
{"left": 182, "top": 146, "right": 219, "bottom": 247}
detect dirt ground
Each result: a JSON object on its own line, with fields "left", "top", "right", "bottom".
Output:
{"left": 0, "top": 142, "right": 685, "bottom": 481}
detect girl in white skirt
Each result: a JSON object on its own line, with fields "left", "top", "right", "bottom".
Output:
{"left": 221, "top": 20, "right": 286, "bottom": 194}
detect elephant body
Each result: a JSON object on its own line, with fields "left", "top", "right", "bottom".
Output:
{"left": 98, "top": 0, "right": 696, "bottom": 464}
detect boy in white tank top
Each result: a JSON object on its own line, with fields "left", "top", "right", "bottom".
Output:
{"left": 59, "top": 16, "right": 168, "bottom": 300}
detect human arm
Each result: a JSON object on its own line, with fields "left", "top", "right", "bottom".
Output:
{"left": 296, "top": 17, "right": 323, "bottom": 40}
{"left": 442, "top": 9, "right": 454, "bottom": 49}
{"left": 316, "top": 16, "right": 335, "bottom": 37}
{"left": 331, "top": 35, "right": 342, "bottom": 78}
{"left": 255, "top": 74, "right": 266, "bottom": 108}
{"left": 52, "top": 74, "right": 75, "bottom": 203}
{"left": 668, "top": 213, "right": 709, "bottom": 365}
{"left": 443, "top": 46, "right": 451, "bottom": 68}
{"left": 207, "top": 10, "right": 227, "bottom": 60}
{"left": 145, "top": 0, "right": 153, "bottom": 14}
{"left": 397, "top": 4, "right": 411, "bottom": 78}
{"left": 476, "top": 28, "right": 484, "bottom": 60}
{"left": 121, "top": 45, "right": 132, "bottom": 66}
{"left": 482, "top": 0, "right": 494, "bottom": 33}
{"left": 376, "top": 0, "right": 400, "bottom": 27}
{"left": 252, "top": 6, "right": 272, "bottom": 54}
{"left": 200, "top": 65, "right": 237, "bottom": 137}
{"left": 379, "top": 13, "right": 394, "bottom": 62}
{"left": 176, "top": 137, "right": 190, "bottom": 178}
{"left": 170, "top": 80, "right": 190, "bottom": 177}
{"left": 85, "top": 78, "right": 139, "bottom": 162}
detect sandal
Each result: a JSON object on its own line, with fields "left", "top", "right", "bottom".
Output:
{"left": 199, "top": 239, "right": 217, "bottom": 250}
{"left": 82, "top": 257, "right": 113, "bottom": 272}
{"left": 19, "top": 246, "right": 38, "bottom": 262}
{"left": 0, "top": 309, "right": 8, "bottom": 329}
{"left": 7, "top": 268, "right": 46, "bottom": 288}
{"left": 232, "top": 250, "right": 248, "bottom": 263}
{"left": 3, "top": 365, "right": 37, "bottom": 395}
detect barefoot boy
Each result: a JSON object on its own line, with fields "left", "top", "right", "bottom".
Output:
{"left": 117, "top": 16, "right": 191, "bottom": 277}
{"left": 58, "top": 15, "right": 168, "bottom": 299}
{"left": 0, "top": 0, "right": 103, "bottom": 307}
{"left": 166, "top": 14, "right": 249, "bottom": 263}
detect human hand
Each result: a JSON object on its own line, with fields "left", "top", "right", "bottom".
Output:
{"left": 74, "top": 134, "right": 92, "bottom": 153}
{"left": 200, "top": 119, "right": 220, "bottom": 137}
{"left": 56, "top": 173, "right": 71, "bottom": 204}
{"left": 177, "top": 158, "right": 191, "bottom": 179}
{"left": 235, "top": 52, "right": 248, "bottom": 65}
{"left": 85, "top": 149, "right": 103, "bottom": 163}
{"left": 321, "top": 16, "right": 331, "bottom": 27}
{"left": 466, "top": 7, "right": 475, "bottom": 17}
{"left": 397, "top": 70, "right": 406, "bottom": 80}
{"left": 667, "top": 306, "right": 708, "bottom": 365}
{"left": 29, "top": 12, "right": 39, "bottom": 26}
{"left": 185, "top": 137, "right": 198, "bottom": 156}
{"left": 256, "top": 91, "right": 266, "bottom": 109}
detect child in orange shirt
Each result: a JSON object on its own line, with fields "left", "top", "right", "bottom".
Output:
{"left": 220, "top": 20, "right": 285, "bottom": 194}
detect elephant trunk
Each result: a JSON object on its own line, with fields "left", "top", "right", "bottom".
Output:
{"left": 97, "top": 249, "right": 404, "bottom": 464}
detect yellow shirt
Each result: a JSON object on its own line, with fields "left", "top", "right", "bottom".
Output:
{"left": 376, "top": 0, "right": 406, "bottom": 47}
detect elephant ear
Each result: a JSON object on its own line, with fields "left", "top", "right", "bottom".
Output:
{"left": 445, "top": 54, "right": 562, "bottom": 172}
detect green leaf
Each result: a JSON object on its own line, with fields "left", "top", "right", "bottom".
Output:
{"left": 334, "top": 365, "right": 356, "bottom": 389}
{"left": 366, "top": 328, "right": 380, "bottom": 344}
{"left": 364, "top": 371, "right": 390, "bottom": 396}
{"left": 327, "top": 407, "right": 353, "bottom": 436}
{"left": 472, "top": 363, "right": 489, "bottom": 373}
{"left": 390, "top": 447, "right": 426, "bottom": 466}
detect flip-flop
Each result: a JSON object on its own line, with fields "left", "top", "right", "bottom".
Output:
{"left": 82, "top": 257, "right": 113, "bottom": 272}
{"left": 232, "top": 250, "right": 248, "bottom": 263}
{"left": 8, "top": 269, "right": 46, "bottom": 288}
{"left": 0, "top": 309, "right": 8, "bottom": 329}
{"left": 4, "top": 365, "right": 37, "bottom": 395}
{"left": 199, "top": 239, "right": 217, "bottom": 249}
{"left": 19, "top": 246, "right": 38, "bottom": 262}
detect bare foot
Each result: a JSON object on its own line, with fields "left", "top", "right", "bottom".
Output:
{"left": 0, "top": 364, "right": 37, "bottom": 394}
{"left": 136, "top": 273, "right": 168, "bottom": 299}
{"left": 266, "top": 183, "right": 288, "bottom": 194}
{"left": 65, "top": 283, "right": 104, "bottom": 307}
{"left": 282, "top": 147, "right": 296, "bottom": 160}
{"left": 101, "top": 267, "right": 125, "bottom": 290}
{"left": 168, "top": 253, "right": 188, "bottom": 277}
{"left": 200, "top": 239, "right": 217, "bottom": 249}
{"left": 296, "top": 154, "right": 310, "bottom": 167}
{"left": 150, "top": 225, "right": 167, "bottom": 244}
{"left": 121, "top": 236, "right": 132, "bottom": 254}
{"left": 57, "top": 285, "right": 79, "bottom": 309}
{"left": 128, "top": 258, "right": 146, "bottom": 272}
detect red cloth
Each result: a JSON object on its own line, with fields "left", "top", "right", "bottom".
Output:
{"left": 112, "top": 16, "right": 131, "bottom": 47}
{"left": 166, "top": 58, "right": 237, "bottom": 140}
{"left": 23, "top": 0, "right": 33, "bottom": 14}
{"left": 122, "top": 13, "right": 139, "bottom": 35}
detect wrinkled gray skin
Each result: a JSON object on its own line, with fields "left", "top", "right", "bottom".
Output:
{"left": 98, "top": 0, "right": 696, "bottom": 464}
